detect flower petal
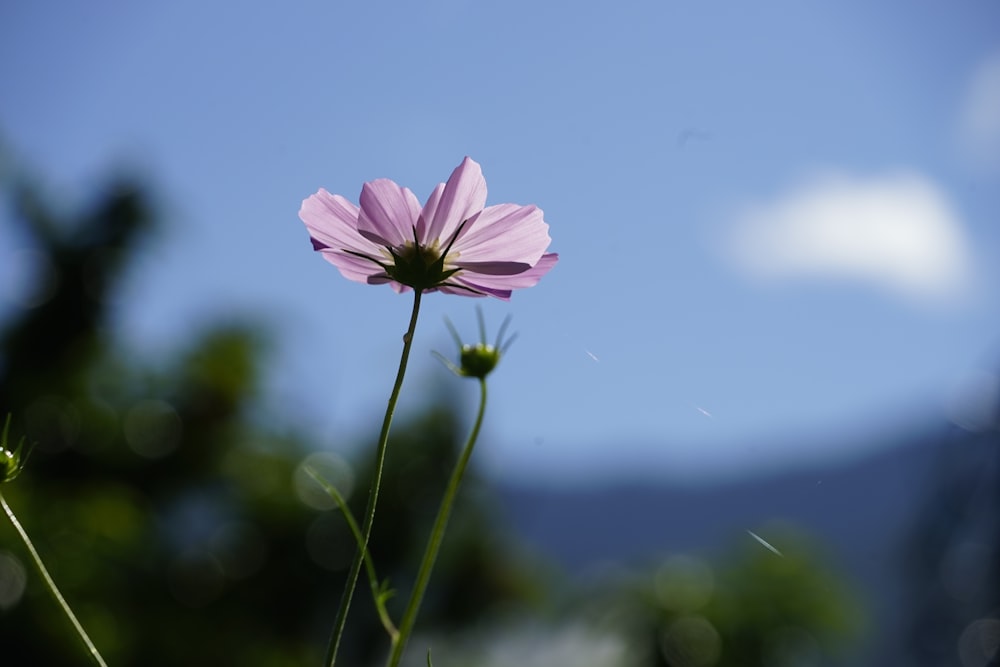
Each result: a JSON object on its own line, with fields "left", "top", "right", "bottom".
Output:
{"left": 454, "top": 253, "right": 559, "bottom": 293}
{"left": 367, "top": 274, "right": 411, "bottom": 293}
{"left": 318, "top": 248, "right": 388, "bottom": 284}
{"left": 439, "top": 282, "right": 509, "bottom": 299}
{"left": 452, "top": 204, "right": 551, "bottom": 266}
{"left": 358, "top": 179, "right": 422, "bottom": 247}
{"left": 420, "top": 157, "right": 487, "bottom": 245}
{"left": 416, "top": 182, "right": 443, "bottom": 242}
{"left": 453, "top": 260, "right": 532, "bottom": 275}
{"left": 300, "top": 189, "right": 382, "bottom": 256}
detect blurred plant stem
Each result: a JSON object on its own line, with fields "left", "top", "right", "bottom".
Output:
{"left": 0, "top": 491, "right": 109, "bottom": 667}
{"left": 386, "top": 376, "right": 488, "bottom": 667}
{"left": 325, "top": 289, "right": 424, "bottom": 667}
{"left": 305, "top": 466, "right": 398, "bottom": 641}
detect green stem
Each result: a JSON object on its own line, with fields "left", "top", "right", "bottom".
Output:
{"left": 324, "top": 289, "right": 423, "bottom": 667}
{"left": 305, "top": 466, "right": 397, "bottom": 640}
{"left": 0, "top": 490, "right": 108, "bottom": 667}
{"left": 386, "top": 377, "right": 488, "bottom": 667}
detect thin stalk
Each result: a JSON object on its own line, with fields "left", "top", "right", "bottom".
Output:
{"left": 0, "top": 490, "right": 108, "bottom": 667}
{"left": 386, "top": 377, "right": 488, "bottom": 667}
{"left": 325, "top": 289, "right": 423, "bottom": 667}
{"left": 305, "top": 466, "right": 397, "bottom": 640}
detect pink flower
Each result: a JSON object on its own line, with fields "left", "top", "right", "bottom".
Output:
{"left": 300, "top": 157, "right": 557, "bottom": 300}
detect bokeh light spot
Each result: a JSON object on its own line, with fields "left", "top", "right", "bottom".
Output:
{"left": 654, "top": 555, "right": 715, "bottom": 612}
{"left": 958, "top": 618, "right": 1000, "bottom": 667}
{"left": 661, "top": 615, "right": 721, "bottom": 667}
{"left": 293, "top": 452, "right": 354, "bottom": 511}
{"left": 123, "top": 399, "right": 182, "bottom": 459}
{"left": 26, "top": 396, "right": 81, "bottom": 452}
{"left": 0, "top": 550, "right": 28, "bottom": 610}
{"left": 763, "top": 626, "right": 820, "bottom": 667}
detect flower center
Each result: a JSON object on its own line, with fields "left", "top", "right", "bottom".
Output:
{"left": 384, "top": 237, "right": 461, "bottom": 291}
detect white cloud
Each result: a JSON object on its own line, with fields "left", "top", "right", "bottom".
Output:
{"left": 956, "top": 51, "right": 1000, "bottom": 173}
{"left": 724, "top": 170, "right": 973, "bottom": 305}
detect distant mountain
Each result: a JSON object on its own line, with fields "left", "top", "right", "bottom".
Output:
{"left": 491, "top": 421, "right": 998, "bottom": 666}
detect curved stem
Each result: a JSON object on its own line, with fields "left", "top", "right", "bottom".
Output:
{"left": 305, "top": 466, "right": 398, "bottom": 640}
{"left": 0, "top": 490, "right": 108, "bottom": 667}
{"left": 325, "top": 289, "right": 423, "bottom": 667}
{"left": 386, "top": 377, "right": 488, "bottom": 667}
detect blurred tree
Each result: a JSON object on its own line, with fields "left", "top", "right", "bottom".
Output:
{"left": 0, "top": 170, "right": 540, "bottom": 666}
{"left": 617, "top": 527, "right": 863, "bottom": 667}
{"left": 1, "top": 175, "right": 152, "bottom": 423}
{"left": 418, "top": 526, "right": 864, "bottom": 667}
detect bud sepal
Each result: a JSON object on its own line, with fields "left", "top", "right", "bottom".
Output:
{"left": 434, "top": 308, "right": 517, "bottom": 380}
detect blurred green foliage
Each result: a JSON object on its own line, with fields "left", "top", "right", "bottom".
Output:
{"left": 629, "top": 528, "right": 863, "bottom": 667}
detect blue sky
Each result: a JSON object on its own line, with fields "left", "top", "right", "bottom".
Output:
{"left": 2, "top": 1, "right": 998, "bottom": 485}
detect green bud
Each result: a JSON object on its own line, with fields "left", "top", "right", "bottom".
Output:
{"left": 1, "top": 414, "right": 31, "bottom": 483}
{"left": 457, "top": 342, "right": 502, "bottom": 379}
{"left": 434, "top": 307, "right": 517, "bottom": 380}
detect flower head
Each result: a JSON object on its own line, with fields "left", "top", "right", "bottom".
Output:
{"left": 1, "top": 414, "right": 31, "bottom": 484}
{"left": 300, "top": 157, "right": 557, "bottom": 300}
{"left": 434, "top": 308, "right": 516, "bottom": 380}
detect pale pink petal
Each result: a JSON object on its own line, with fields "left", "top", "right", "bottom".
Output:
{"left": 454, "top": 253, "right": 559, "bottom": 293}
{"left": 453, "top": 261, "right": 531, "bottom": 275}
{"left": 358, "top": 179, "right": 422, "bottom": 247}
{"left": 509, "top": 252, "right": 558, "bottom": 285}
{"left": 300, "top": 189, "right": 383, "bottom": 256}
{"left": 318, "top": 248, "right": 387, "bottom": 284}
{"left": 452, "top": 204, "right": 550, "bottom": 265}
{"left": 415, "top": 182, "right": 444, "bottom": 242}
{"left": 421, "top": 157, "right": 487, "bottom": 244}
{"left": 438, "top": 282, "right": 508, "bottom": 299}
{"left": 367, "top": 274, "right": 410, "bottom": 293}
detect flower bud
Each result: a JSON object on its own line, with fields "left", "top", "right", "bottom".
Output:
{"left": 435, "top": 308, "right": 517, "bottom": 380}
{"left": 457, "top": 342, "right": 502, "bottom": 379}
{"left": 1, "top": 414, "right": 31, "bottom": 484}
